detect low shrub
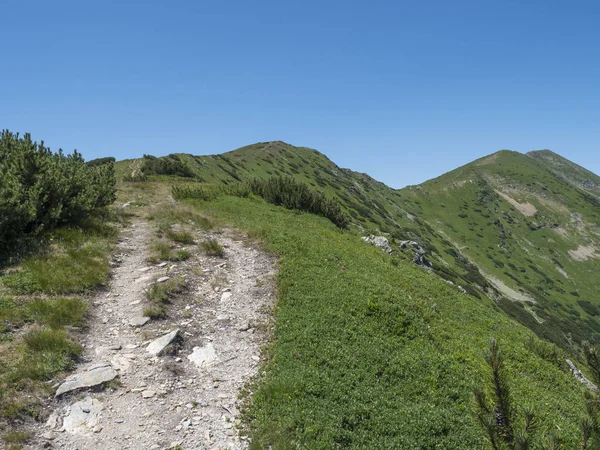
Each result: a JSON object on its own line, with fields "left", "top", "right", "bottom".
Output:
{"left": 248, "top": 176, "right": 349, "bottom": 228}
{"left": 171, "top": 183, "right": 250, "bottom": 201}
{"left": 0, "top": 130, "right": 116, "bottom": 255}
{"left": 141, "top": 154, "right": 196, "bottom": 178}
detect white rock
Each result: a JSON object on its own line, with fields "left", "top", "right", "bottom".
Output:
{"left": 146, "top": 330, "right": 180, "bottom": 356}
{"left": 220, "top": 292, "right": 232, "bottom": 302}
{"left": 157, "top": 276, "right": 170, "bottom": 283}
{"left": 187, "top": 343, "right": 218, "bottom": 368}
{"left": 129, "top": 316, "right": 150, "bottom": 327}
{"left": 55, "top": 363, "right": 118, "bottom": 397}
{"left": 111, "top": 355, "right": 132, "bottom": 373}
{"left": 62, "top": 397, "right": 104, "bottom": 434}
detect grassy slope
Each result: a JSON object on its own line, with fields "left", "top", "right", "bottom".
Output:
{"left": 529, "top": 150, "right": 600, "bottom": 198}
{"left": 183, "top": 194, "right": 588, "bottom": 448}
{"left": 117, "top": 144, "right": 600, "bottom": 351}
{"left": 403, "top": 150, "right": 600, "bottom": 348}
{"left": 116, "top": 143, "right": 495, "bottom": 299}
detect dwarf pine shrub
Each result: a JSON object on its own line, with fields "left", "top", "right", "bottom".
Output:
{"left": 0, "top": 130, "right": 116, "bottom": 253}
{"left": 141, "top": 154, "right": 196, "bottom": 178}
{"left": 248, "top": 176, "right": 349, "bottom": 228}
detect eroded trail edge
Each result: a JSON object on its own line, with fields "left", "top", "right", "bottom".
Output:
{"left": 29, "top": 220, "right": 277, "bottom": 450}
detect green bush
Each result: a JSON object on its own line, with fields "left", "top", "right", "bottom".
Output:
{"left": 171, "top": 182, "right": 250, "bottom": 201}
{"left": 248, "top": 176, "right": 349, "bottom": 228}
{"left": 0, "top": 130, "right": 116, "bottom": 253}
{"left": 86, "top": 156, "right": 115, "bottom": 167}
{"left": 141, "top": 154, "right": 196, "bottom": 178}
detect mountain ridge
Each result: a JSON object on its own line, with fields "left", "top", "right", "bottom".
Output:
{"left": 118, "top": 142, "right": 600, "bottom": 350}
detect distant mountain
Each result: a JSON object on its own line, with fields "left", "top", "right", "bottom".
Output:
{"left": 118, "top": 143, "right": 600, "bottom": 349}
{"left": 401, "top": 149, "right": 600, "bottom": 347}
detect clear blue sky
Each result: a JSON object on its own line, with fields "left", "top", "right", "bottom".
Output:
{"left": 2, "top": 0, "right": 599, "bottom": 187}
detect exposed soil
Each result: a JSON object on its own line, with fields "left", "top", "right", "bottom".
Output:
{"left": 26, "top": 219, "right": 277, "bottom": 450}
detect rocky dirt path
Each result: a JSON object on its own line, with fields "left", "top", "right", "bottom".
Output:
{"left": 27, "top": 219, "right": 277, "bottom": 450}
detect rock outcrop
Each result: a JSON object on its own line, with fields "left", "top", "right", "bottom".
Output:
{"left": 362, "top": 235, "right": 392, "bottom": 254}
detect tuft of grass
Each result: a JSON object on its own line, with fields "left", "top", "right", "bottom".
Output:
{"left": 147, "top": 240, "right": 172, "bottom": 262}
{"left": 143, "top": 305, "right": 167, "bottom": 319}
{"left": 165, "top": 228, "right": 195, "bottom": 244}
{"left": 200, "top": 239, "right": 224, "bottom": 257}
{"left": 147, "top": 278, "right": 186, "bottom": 303}
{"left": 2, "top": 431, "right": 31, "bottom": 445}
{"left": 27, "top": 298, "right": 87, "bottom": 329}
{"left": 146, "top": 240, "right": 194, "bottom": 263}
{"left": 144, "top": 278, "right": 187, "bottom": 320}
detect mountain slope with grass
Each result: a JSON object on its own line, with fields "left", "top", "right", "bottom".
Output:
{"left": 118, "top": 143, "right": 600, "bottom": 351}
{"left": 116, "top": 143, "right": 600, "bottom": 448}
{"left": 529, "top": 150, "right": 600, "bottom": 198}
{"left": 402, "top": 150, "right": 600, "bottom": 349}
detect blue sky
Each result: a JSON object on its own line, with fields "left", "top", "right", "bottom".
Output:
{"left": 2, "top": 0, "right": 599, "bottom": 187}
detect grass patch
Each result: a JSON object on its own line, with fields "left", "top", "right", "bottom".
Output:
{"left": 144, "top": 278, "right": 187, "bottom": 320}
{"left": 1, "top": 226, "right": 114, "bottom": 295}
{"left": 165, "top": 229, "right": 195, "bottom": 244}
{"left": 146, "top": 240, "right": 193, "bottom": 263}
{"left": 189, "top": 195, "right": 589, "bottom": 449}
{"left": 27, "top": 298, "right": 87, "bottom": 329}
{"left": 0, "top": 218, "right": 116, "bottom": 440}
{"left": 147, "top": 203, "right": 214, "bottom": 231}
{"left": 200, "top": 239, "right": 224, "bottom": 257}
{"left": 2, "top": 431, "right": 31, "bottom": 446}
{"left": 143, "top": 304, "right": 167, "bottom": 319}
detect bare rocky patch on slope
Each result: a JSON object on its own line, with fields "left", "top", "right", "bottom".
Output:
{"left": 26, "top": 218, "right": 277, "bottom": 450}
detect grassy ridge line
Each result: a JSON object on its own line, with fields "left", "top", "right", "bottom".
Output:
{"left": 117, "top": 144, "right": 497, "bottom": 303}
{"left": 185, "top": 195, "right": 587, "bottom": 449}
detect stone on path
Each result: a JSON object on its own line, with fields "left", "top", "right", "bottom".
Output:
{"left": 55, "top": 363, "right": 118, "bottom": 397}
{"left": 142, "top": 390, "right": 156, "bottom": 398}
{"left": 157, "top": 276, "right": 170, "bottom": 283}
{"left": 187, "top": 343, "right": 218, "bottom": 368}
{"left": 129, "top": 316, "right": 150, "bottom": 327}
{"left": 220, "top": 291, "right": 232, "bottom": 302}
{"left": 146, "top": 329, "right": 180, "bottom": 356}
{"left": 62, "top": 397, "right": 104, "bottom": 434}
{"left": 111, "top": 355, "right": 132, "bottom": 373}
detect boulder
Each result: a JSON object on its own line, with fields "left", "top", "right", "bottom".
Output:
{"left": 55, "top": 363, "right": 117, "bottom": 397}
{"left": 146, "top": 329, "right": 180, "bottom": 356}
{"left": 187, "top": 343, "right": 218, "bottom": 368}
{"left": 362, "top": 235, "right": 392, "bottom": 254}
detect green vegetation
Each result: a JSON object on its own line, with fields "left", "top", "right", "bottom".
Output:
{"left": 404, "top": 150, "right": 600, "bottom": 350}
{"left": 136, "top": 142, "right": 600, "bottom": 352}
{"left": 0, "top": 131, "right": 118, "bottom": 442}
{"left": 200, "top": 239, "right": 224, "bottom": 257}
{"left": 171, "top": 182, "right": 250, "bottom": 201}
{"left": 86, "top": 156, "right": 116, "bottom": 167}
{"left": 0, "top": 130, "right": 116, "bottom": 257}
{"left": 0, "top": 221, "right": 113, "bottom": 429}
{"left": 1, "top": 225, "right": 115, "bottom": 295}
{"left": 183, "top": 194, "right": 589, "bottom": 448}
{"left": 141, "top": 154, "right": 196, "bottom": 178}
{"left": 474, "top": 339, "right": 546, "bottom": 449}
{"left": 144, "top": 278, "right": 187, "bottom": 319}
{"left": 248, "top": 176, "right": 349, "bottom": 228}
